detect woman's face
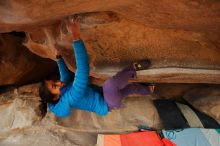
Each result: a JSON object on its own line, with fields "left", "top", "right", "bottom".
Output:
{"left": 45, "top": 80, "right": 64, "bottom": 100}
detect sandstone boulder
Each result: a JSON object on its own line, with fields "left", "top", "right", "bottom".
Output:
{"left": 0, "top": 0, "right": 219, "bottom": 84}
{"left": 0, "top": 33, "right": 57, "bottom": 86}
{"left": 184, "top": 86, "right": 220, "bottom": 124}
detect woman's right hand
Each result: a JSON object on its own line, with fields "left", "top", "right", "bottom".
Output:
{"left": 68, "top": 18, "right": 80, "bottom": 40}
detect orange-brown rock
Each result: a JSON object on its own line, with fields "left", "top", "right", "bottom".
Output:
{"left": 0, "top": 0, "right": 220, "bottom": 34}
{"left": 0, "top": 33, "right": 57, "bottom": 86}
{"left": 24, "top": 12, "right": 220, "bottom": 83}
{"left": 0, "top": 0, "right": 220, "bottom": 84}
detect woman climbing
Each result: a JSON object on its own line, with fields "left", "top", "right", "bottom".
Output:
{"left": 39, "top": 18, "right": 154, "bottom": 118}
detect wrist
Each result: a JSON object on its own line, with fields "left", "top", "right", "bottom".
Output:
{"left": 73, "top": 34, "right": 80, "bottom": 40}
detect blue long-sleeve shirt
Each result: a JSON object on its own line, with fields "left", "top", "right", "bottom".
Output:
{"left": 48, "top": 40, "right": 108, "bottom": 117}
{"left": 56, "top": 58, "right": 72, "bottom": 84}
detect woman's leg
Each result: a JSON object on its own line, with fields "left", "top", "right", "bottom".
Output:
{"left": 120, "top": 83, "right": 150, "bottom": 97}
{"left": 111, "top": 66, "right": 137, "bottom": 89}
{"left": 103, "top": 67, "right": 136, "bottom": 110}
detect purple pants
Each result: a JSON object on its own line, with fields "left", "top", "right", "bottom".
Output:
{"left": 103, "top": 67, "right": 150, "bottom": 111}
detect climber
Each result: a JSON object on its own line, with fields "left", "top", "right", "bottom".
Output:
{"left": 38, "top": 18, "right": 154, "bottom": 118}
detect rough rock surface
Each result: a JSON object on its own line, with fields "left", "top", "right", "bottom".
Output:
{"left": 23, "top": 11, "right": 220, "bottom": 83}
{"left": 0, "top": 33, "right": 57, "bottom": 86}
{"left": 0, "top": 0, "right": 220, "bottom": 34}
{"left": 184, "top": 86, "right": 220, "bottom": 124}
{"left": 0, "top": 127, "right": 97, "bottom": 146}
{"left": 0, "top": 0, "right": 219, "bottom": 84}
